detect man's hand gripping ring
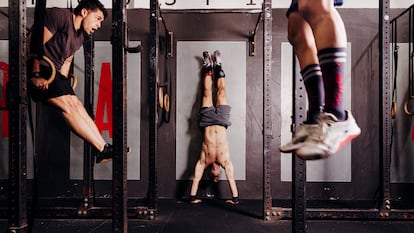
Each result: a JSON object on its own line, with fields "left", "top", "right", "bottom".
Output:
{"left": 28, "top": 54, "right": 56, "bottom": 85}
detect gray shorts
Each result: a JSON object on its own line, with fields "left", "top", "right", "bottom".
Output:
{"left": 199, "top": 105, "right": 231, "bottom": 128}
{"left": 286, "top": 0, "right": 343, "bottom": 17}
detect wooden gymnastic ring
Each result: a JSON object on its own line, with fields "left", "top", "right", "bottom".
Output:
{"left": 404, "top": 98, "right": 414, "bottom": 116}
{"left": 158, "top": 87, "right": 164, "bottom": 108}
{"left": 28, "top": 54, "right": 56, "bottom": 85}
{"left": 69, "top": 73, "right": 78, "bottom": 90}
{"left": 163, "top": 93, "right": 170, "bottom": 112}
{"left": 391, "top": 101, "right": 397, "bottom": 119}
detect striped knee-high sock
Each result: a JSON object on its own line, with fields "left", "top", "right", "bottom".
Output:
{"left": 318, "top": 47, "right": 346, "bottom": 121}
{"left": 301, "top": 64, "right": 324, "bottom": 124}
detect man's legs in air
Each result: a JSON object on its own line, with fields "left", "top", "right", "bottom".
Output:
{"left": 280, "top": 11, "right": 325, "bottom": 154}
{"left": 48, "top": 95, "right": 113, "bottom": 163}
{"left": 212, "top": 50, "right": 227, "bottom": 106}
{"left": 200, "top": 51, "right": 214, "bottom": 108}
{"left": 280, "top": 0, "right": 360, "bottom": 160}
{"left": 295, "top": 0, "right": 360, "bottom": 159}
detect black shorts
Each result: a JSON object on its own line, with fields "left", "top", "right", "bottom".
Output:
{"left": 286, "top": 0, "right": 344, "bottom": 17}
{"left": 28, "top": 65, "right": 75, "bottom": 102}
{"left": 199, "top": 105, "right": 231, "bottom": 128}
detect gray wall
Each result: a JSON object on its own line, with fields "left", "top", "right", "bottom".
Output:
{"left": 1, "top": 7, "right": 412, "bottom": 204}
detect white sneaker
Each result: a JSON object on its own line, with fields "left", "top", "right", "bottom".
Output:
{"left": 296, "top": 110, "right": 361, "bottom": 160}
{"left": 279, "top": 123, "right": 325, "bottom": 153}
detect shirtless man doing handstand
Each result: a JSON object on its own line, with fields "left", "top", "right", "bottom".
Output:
{"left": 189, "top": 50, "right": 239, "bottom": 205}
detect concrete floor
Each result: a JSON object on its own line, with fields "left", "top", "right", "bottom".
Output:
{"left": 1, "top": 199, "right": 414, "bottom": 233}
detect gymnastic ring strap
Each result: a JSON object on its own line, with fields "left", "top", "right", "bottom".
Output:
{"left": 403, "top": 98, "right": 414, "bottom": 116}
{"left": 69, "top": 73, "right": 78, "bottom": 90}
{"left": 28, "top": 54, "right": 56, "bottom": 85}
{"left": 391, "top": 101, "right": 397, "bottom": 119}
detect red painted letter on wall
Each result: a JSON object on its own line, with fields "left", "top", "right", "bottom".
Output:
{"left": 412, "top": 120, "right": 414, "bottom": 141}
{"left": 0, "top": 62, "right": 9, "bottom": 138}
{"left": 95, "top": 62, "right": 113, "bottom": 138}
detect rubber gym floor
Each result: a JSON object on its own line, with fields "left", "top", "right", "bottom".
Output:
{"left": 1, "top": 199, "right": 414, "bottom": 233}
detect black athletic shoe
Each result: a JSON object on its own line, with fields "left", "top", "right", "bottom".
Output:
{"left": 202, "top": 51, "right": 213, "bottom": 74}
{"left": 212, "top": 50, "right": 222, "bottom": 66}
{"left": 96, "top": 143, "right": 113, "bottom": 164}
{"left": 212, "top": 50, "right": 225, "bottom": 78}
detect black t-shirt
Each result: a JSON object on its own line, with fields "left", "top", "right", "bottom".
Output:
{"left": 42, "top": 8, "right": 84, "bottom": 71}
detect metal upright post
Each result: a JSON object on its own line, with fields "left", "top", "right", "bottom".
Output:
{"left": 7, "top": 0, "right": 28, "bottom": 232}
{"left": 262, "top": 0, "right": 273, "bottom": 221}
{"left": 80, "top": 35, "right": 95, "bottom": 213}
{"left": 148, "top": 0, "right": 159, "bottom": 212}
{"left": 292, "top": 54, "right": 307, "bottom": 232}
{"left": 112, "top": 0, "right": 128, "bottom": 232}
{"left": 379, "top": 0, "right": 391, "bottom": 218}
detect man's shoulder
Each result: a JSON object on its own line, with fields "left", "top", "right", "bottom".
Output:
{"left": 47, "top": 7, "right": 71, "bottom": 17}
{"left": 45, "top": 8, "right": 72, "bottom": 28}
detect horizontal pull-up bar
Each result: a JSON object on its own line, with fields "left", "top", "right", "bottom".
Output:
{"left": 158, "top": 8, "right": 262, "bottom": 14}
{"left": 390, "top": 3, "right": 414, "bottom": 23}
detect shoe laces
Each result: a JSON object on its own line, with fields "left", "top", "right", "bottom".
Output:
{"left": 304, "top": 123, "right": 327, "bottom": 143}
{"left": 318, "top": 113, "right": 339, "bottom": 128}
{"left": 292, "top": 123, "right": 325, "bottom": 144}
{"left": 313, "top": 113, "right": 343, "bottom": 148}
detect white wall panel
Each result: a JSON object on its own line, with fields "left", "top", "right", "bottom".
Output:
{"left": 176, "top": 41, "right": 246, "bottom": 181}
{"left": 70, "top": 41, "right": 141, "bottom": 180}
{"left": 280, "top": 42, "right": 353, "bottom": 182}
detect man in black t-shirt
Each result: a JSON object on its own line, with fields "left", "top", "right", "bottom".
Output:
{"left": 29, "top": 0, "right": 112, "bottom": 163}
